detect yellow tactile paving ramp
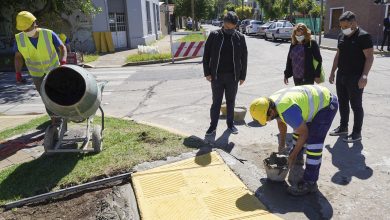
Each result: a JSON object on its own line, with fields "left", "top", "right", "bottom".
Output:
{"left": 132, "top": 151, "right": 282, "bottom": 220}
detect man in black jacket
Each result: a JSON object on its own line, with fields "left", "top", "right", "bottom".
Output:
{"left": 329, "top": 11, "right": 374, "bottom": 143}
{"left": 203, "top": 11, "right": 248, "bottom": 136}
{"left": 380, "top": 13, "right": 390, "bottom": 51}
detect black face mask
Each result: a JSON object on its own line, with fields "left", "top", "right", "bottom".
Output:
{"left": 223, "top": 28, "right": 235, "bottom": 35}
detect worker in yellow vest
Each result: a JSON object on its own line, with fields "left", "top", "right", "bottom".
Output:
{"left": 59, "top": 33, "right": 71, "bottom": 52}
{"left": 250, "top": 85, "right": 338, "bottom": 196}
{"left": 14, "top": 11, "right": 67, "bottom": 121}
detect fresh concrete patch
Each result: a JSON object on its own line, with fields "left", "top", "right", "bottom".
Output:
{"left": 96, "top": 184, "right": 140, "bottom": 220}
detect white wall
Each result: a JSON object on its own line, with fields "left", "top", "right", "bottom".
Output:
{"left": 92, "top": 0, "right": 109, "bottom": 32}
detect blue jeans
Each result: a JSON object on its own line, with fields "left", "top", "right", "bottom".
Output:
{"left": 303, "top": 95, "right": 339, "bottom": 183}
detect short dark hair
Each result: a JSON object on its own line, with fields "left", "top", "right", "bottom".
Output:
{"left": 339, "top": 11, "right": 356, "bottom": 22}
{"left": 223, "top": 11, "right": 238, "bottom": 25}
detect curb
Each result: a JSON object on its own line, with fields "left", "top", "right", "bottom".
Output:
{"left": 320, "top": 45, "right": 390, "bottom": 55}
{"left": 121, "top": 117, "right": 191, "bottom": 137}
{"left": 122, "top": 56, "right": 200, "bottom": 67}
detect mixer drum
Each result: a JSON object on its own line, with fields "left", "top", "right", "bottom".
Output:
{"left": 40, "top": 65, "right": 103, "bottom": 122}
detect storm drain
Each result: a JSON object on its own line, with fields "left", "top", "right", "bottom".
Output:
{"left": 131, "top": 151, "right": 281, "bottom": 220}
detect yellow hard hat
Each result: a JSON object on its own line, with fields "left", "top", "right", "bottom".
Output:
{"left": 250, "top": 97, "right": 270, "bottom": 126}
{"left": 59, "top": 33, "right": 67, "bottom": 44}
{"left": 16, "top": 11, "right": 37, "bottom": 31}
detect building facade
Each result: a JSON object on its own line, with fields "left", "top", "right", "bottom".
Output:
{"left": 325, "top": 0, "right": 390, "bottom": 42}
{"left": 92, "top": 0, "right": 162, "bottom": 49}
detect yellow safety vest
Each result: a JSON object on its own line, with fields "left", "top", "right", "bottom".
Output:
{"left": 15, "top": 28, "right": 60, "bottom": 77}
{"left": 270, "top": 85, "right": 332, "bottom": 123}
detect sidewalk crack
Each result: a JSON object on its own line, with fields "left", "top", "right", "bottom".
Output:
{"left": 126, "top": 80, "right": 165, "bottom": 117}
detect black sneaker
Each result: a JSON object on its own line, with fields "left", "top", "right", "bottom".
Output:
{"left": 287, "top": 182, "right": 318, "bottom": 196}
{"left": 205, "top": 127, "right": 216, "bottom": 136}
{"left": 228, "top": 125, "right": 238, "bottom": 134}
{"left": 343, "top": 133, "right": 362, "bottom": 143}
{"left": 329, "top": 126, "right": 348, "bottom": 136}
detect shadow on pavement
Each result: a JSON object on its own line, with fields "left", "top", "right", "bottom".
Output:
{"left": 183, "top": 130, "right": 247, "bottom": 165}
{"left": 325, "top": 137, "right": 373, "bottom": 185}
{"left": 0, "top": 74, "right": 37, "bottom": 105}
{"left": 0, "top": 120, "right": 50, "bottom": 161}
{"left": 254, "top": 179, "right": 333, "bottom": 219}
{"left": 247, "top": 120, "right": 263, "bottom": 128}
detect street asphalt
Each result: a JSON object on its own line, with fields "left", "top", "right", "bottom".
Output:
{"left": 1, "top": 25, "right": 389, "bottom": 219}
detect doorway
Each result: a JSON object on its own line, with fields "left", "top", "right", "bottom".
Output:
{"left": 329, "top": 8, "right": 344, "bottom": 31}
{"left": 109, "top": 12, "right": 127, "bottom": 49}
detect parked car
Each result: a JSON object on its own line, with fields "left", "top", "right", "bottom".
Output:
{"left": 245, "top": 20, "right": 264, "bottom": 35}
{"left": 265, "top": 20, "right": 294, "bottom": 42}
{"left": 258, "top": 21, "right": 274, "bottom": 38}
{"left": 212, "top": 19, "right": 221, "bottom": 26}
{"left": 239, "top": 19, "right": 251, "bottom": 34}
{"left": 236, "top": 20, "right": 241, "bottom": 31}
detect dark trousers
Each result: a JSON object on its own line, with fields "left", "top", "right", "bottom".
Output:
{"left": 32, "top": 75, "right": 54, "bottom": 116}
{"left": 304, "top": 95, "right": 338, "bottom": 183}
{"left": 210, "top": 74, "right": 238, "bottom": 129}
{"left": 293, "top": 78, "right": 314, "bottom": 86}
{"left": 381, "top": 30, "right": 390, "bottom": 50}
{"left": 336, "top": 74, "right": 364, "bottom": 134}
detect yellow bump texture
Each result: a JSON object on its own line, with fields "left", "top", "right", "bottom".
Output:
{"left": 132, "top": 151, "right": 282, "bottom": 220}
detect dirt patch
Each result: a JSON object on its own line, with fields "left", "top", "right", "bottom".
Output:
{"left": 137, "top": 131, "right": 166, "bottom": 145}
{"left": 1, "top": 188, "right": 113, "bottom": 220}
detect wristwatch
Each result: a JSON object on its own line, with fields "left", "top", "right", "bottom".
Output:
{"left": 362, "top": 75, "right": 368, "bottom": 79}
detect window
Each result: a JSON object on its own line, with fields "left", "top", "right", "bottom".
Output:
{"left": 277, "top": 23, "right": 283, "bottom": 28}
{"left": 330, "top": 8, "right": 344, "bottom": 30}
{"left": 284, "top": 22, "right": 293, "bottom": 27}
{"left": 146, "top": 1, "right": 152, "bottom": 34}
{"left": 270, "top": 24, "right": 275, "bottom": 29}
{"left": 109, "top": 13, "right": 126, "bottom": 32}
{"left": 155, "top": 4, "right": 160, "bottom": 31}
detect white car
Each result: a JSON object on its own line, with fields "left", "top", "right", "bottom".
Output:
{"left": 245, "top": 20, "right": 264, "bottom": 35}
{"left": 265, "top": 20, "right": 294, "bottom": 41}
{"left": 212, "top": 20, "right": 222, "bottom": 26}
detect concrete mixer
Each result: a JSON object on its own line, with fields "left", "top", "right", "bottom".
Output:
{"left": 40, "top": 65, "right": 106, "bottom": 153}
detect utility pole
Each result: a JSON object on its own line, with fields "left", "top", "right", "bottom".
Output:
{"left": 319, "top": 0, "right": 324, "bottom": 45}
{"left": 289, "top": 0, "right": 293, "bottom": 21}
{"left": 165, "top": 0, "right": 170, "bottom": 34}
{"left": 191, "top": 0, "right": 195, "bottom": 31}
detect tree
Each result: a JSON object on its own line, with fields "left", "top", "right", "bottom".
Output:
{"left": 257, "top": 0, "right": 321, "bottom": 20}
{"left": 235, "top": 6, "right": 253, "bottom": 20}
{"left": 0, "top": 0, "right": 101, "bottom": 33}
{"left": 225, "top": 2, "right": 237, "bottom": 11}
{"left": 174, "top": 0, "right": 216, "bottom": 26}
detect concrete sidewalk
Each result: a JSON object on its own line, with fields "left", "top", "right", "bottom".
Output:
{"left": 0, "top": 115, "right": 46, "bottom": 171}
{"left": 0, "top": 115, "right": 43, "bottom": 132}
{"left": 87, "top": 33, "right": 186, "bottom": 68}
{"left": 316, "top": 35, "right": 390, "bottom": 54}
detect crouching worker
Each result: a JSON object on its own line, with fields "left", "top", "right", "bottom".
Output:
{"left": 249, "top": 85, "right": 338, "bottom": 196}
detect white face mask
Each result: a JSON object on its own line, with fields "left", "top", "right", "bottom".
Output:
{"left": 295, "top": 35, "right": 305, "bottom": 42}
{"left": 341, "top": 27, "right": 353, "bottom": 36}
{"left": 25, "top": 28, "right": 37, "bottom": 37}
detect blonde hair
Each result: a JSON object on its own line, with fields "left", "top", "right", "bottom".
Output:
{"left": 291, "top": 23, "right": 311, "bottom": 45}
